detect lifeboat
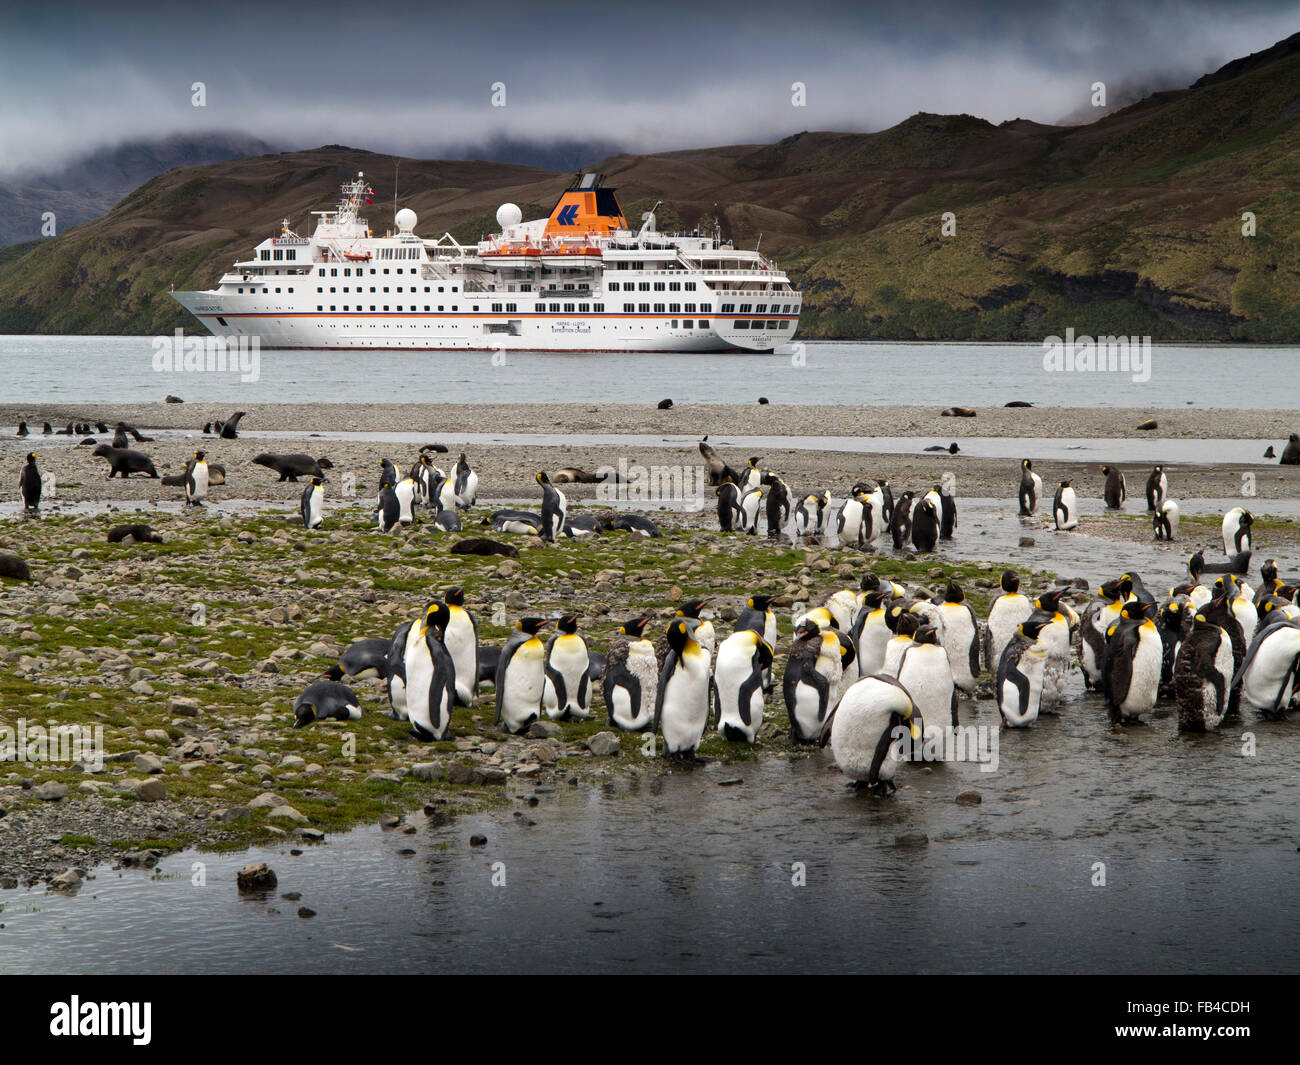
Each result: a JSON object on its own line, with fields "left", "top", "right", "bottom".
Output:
{"left": 344, "top": 250, "right": 372, "bottom": 261}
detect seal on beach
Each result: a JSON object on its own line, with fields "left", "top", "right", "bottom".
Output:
{"left": 941, "top": 406, "right": 976, "bottom": 417}
{"left": 923, "top": 442, "right": 960, "bottom": 453}
{"left": 185, "top": 451, "right": 209, "bottom": 505}
{"left": 603, "top": 616, "right": 657, "bottom": 732}
{"left": 293, "top": 678, "right": 363, "bottom": 727}
{"left": 214, "top": 411, "right": 246, "bottom": 439}
{"left": 1053, "top": 481, "right": 1078, "bottom": 530}
{"left": 107, "top": 523, "right": 164, "bottom": 544}
{"left": 1102, "top": 465, "right": 1126, "bottom": 509}
{"left": 16, "top": 420, "right": 28, "bottom": 437}
{"left": 451, "top": 537, "right": 518, "bottom": 558}
{"left": 19, "top": 452, "right": 41, "bottom": 511}
{"left": 1280, "top": 434, "right": 1300, "bottom": 465}
{"left": 1264, "top": 446, "right": 1277, "bottom": 459}
{"left": 252, "top": 453, "right": 333, "bottom": 482}
{"left": 655, "top": 617, "right": 712, "bottom": 759}
{"left": 657, "top": 398, "right": 673, "bottom": 409}
{"left": 537, "top": 471, "right": 567, "bottom": 543}
{"left": 91, "top": 444, "right": 158, "bottom": 479}
{"left": 41, "top": 422, "right": 52, "bottom": 435}
{"left": 1004, "top": 401, "right": 1033, "bottom": 408}
{"left": 1145, "top": 465, "right": 1168, "bottom": 511}
{"left": 496, "top": 617, "right": 549, "bottom": 735}
{"left": 301, "top": 476, "right": 324, "bottom": 529}
{"left": 827, "top": 675, "right": 919, "bottom": 795}
{"left": 442, "top": 587, "right": 479, "bottom": 706}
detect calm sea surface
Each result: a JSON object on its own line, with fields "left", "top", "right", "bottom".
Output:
{"left": 0, "top": 335, "right": 1291, "bottom": 406}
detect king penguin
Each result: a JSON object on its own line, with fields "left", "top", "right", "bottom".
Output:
{"left": 896, "top": 625, "right": 957, "bottom": 758}
{"left": 604, "top": 615, "right": 658, "bottom": 732}
{"left": 996, "top": 617, "right": 1051, "bottom": 728}
{"left": 655, "top": 617, "right": 713, "bottom": 759}
{"left": 185, "top": 450, "right": 209, "bottom": 506}
{"left": 495, "top": 617, "right": 549, "bottom": 734}
{"left": 1221, "top": 507, "right": 1253, "bottom": 558}
{"left": 1018, "top": 459, "right": 1042, "bottom": 516}
{"left": 1153, "top": 499, "right": 1179, "bottom": 540}
{"left": 442, "top": 587, "right": 479, "bottom": 706}
{"left": 293, "top": 678, "right": 363, "bottom": 728}
{"left": 911, "top": 495, "right": 940, "bottom": 553}
{"left": 984, "top": 570, "right": 1032, "bottom": 674}
{"left": 1230, "top": 614, "right": 1300, "bottom": 719}
{"left": 403, "top": 601, "right": 457, "bottom": 741}
{"left": 935, "top": 580, "right": 980, "bottom": 694}
{"left": 783, "top": 619, "right": 844, "bottom": 744}
{"left": 300, "top": 476, "right": 324, "bottom": 529}
{"left": 1145, "top": 465, "right": 1168, "bottom": 511}
{"left": 1173, "top": 599, "right": 1235, "bottom": 732}
{"left": 827, "top": 675, "right": 919, "bottom": 795}
{"left": 543, "top": 614, "right": 593, "bottom": 721}
{"left": 19, "top": 452, "right": 41, "bottom": 512}
{"left": 454, "top": 452, "right": 478, "bottom": 508}
{"left": 1102, "top": 465, "right": 1126, "bottom": 509}
{"left": 713, "top": 627, "right": 772, "bottom": 743}
{"left": 1052, "top": 481, "right": 1078, "bottom": 530}
{"left": 1101, "top": 600, "right": 1162, "bottom": 723}
{"left": 538, "top": 471, "right": 567, "bottom": 542}
{"left": 736, "top": 593, "right": 779, "bottom": 691}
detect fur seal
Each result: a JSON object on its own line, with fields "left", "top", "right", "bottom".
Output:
{"left": 1280, "top": 434, "right": 1300, "bottom": 465}
{"left": 91, "top": 444, "right": 158, "bottom": 478}
{"left": 941, "top": 406, "right": 976, "bottom": 417}
{"left": 657, "top": 398, "right": 673, "bottom": 410}
{"left": 107, "top": 523, "right": 164, "bottom": 544}
{"left": 252, "top": 453, "right": 333, "bottom": 482}
{"left": 214, "top": 411, "right": 246, "bottom": 439}
{"left": 451, "top": 537, "right": 519, "bottom": 558}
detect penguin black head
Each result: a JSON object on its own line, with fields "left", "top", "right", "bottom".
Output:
{"left": 537, "top": 471, "right": 551, "bottom": 486}
{"left": 1019, "top": 616, "right": 1050, "bottom": 641}
{"left": 25, "top": 452, "right": 36, "bottom": 464}
{"left": 1101, "top": 465, "right": 1112, "bottom": 475}
{"left": 1279, "top": 584, "right": 1299, "bottom": 604}
{"left": 459, "top": 452, "right": 468, "bottom": 462}
{"left": 794, "top": 618, "right": 821, "bottom": 642}
{"left": 293, "top": 701, "right": 317, "bottom": 728}
{"left": 194, "top": 450, "right": 206, "bottom": 461}
{"left": 309, "top": 475, "right": 324, "bottom": 487}
{"left": 444, "top": 587, "right": 465, "bottom": 606}
{"left": 556, "top": 614, "right": 580, "bottom": 634}
{"left": 419, "top": 453, "right": 433, "bottom": 467}
{"left": 666, "top": 617, "right": 700, "bottom": 651}
{"left": 1000, "top": 570, "right": 1020, "bottom": 594}
{"left": 1036, "top": 588, "right": 1067, "bottom": 615}
{"left": 943, "top": 580, "right": 964, "bottom": 603}
{"left": 1058, "top": 480, "right": 1071, "bottom": 488}
{"left": 1022, "top": 459, "right": 1033, "bottom": 470}
{"left": 860, "top": 573, "right": 881, "bottom": 593}
{"left": 948, "top": 443, "right": 959, "bottom": 454}
{"left": 914, "top": 625, "right": 939, "bottom": 645}
{"left": 894, "top": 612, "right": 921, "bottom": 638}
{"left": 620, "top": 615, "right": 652, "bottom": 638}
{"left": 677, "top": 598, "right": 712, "bottom": 619}
{"left": 1120, "top": 600, "right": 1154, "bottom": 622}
{"left": 862, "top": 589, "right": 889, "bottom": 611}
{"left": 516, "top": 616, "right": 548, "bottom": 636}
{"left": 1240, "top": 510, "right": 1254, "bottom": 527}
{"left": 747, "top": 457, "right": 760, "bottom": 469}
{"left": 1262, "top": 559, "right": 1279, "bottom": 584}
{"left": 746, "top": 593, "right": 777, "bottom": 612}
{"left": 1187, "top": 550, "right": 1205, "bottom": 579}
{"left": 421, "top": 601, "right": 451, "bottom": 634}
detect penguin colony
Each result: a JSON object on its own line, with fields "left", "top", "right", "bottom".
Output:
{"left": 11, "top": 426, "right": 1300, "bottom": 799}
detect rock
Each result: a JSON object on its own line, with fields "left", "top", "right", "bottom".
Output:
{"left": 0, "top": 553, "right": 33, "bottom": 581}
{"left": 134, "top": 778, "right": 167, "bottom": 802}
{"left": 217, "top": 806, "right": 250, "bottom": 823}
{"left": 33, "top": 782, "right": 68, "bottom": 801}
{"left": 469, "top": 834, "right": 488, "bottom": 847}
{"left": 236, "top": 862, "right": 277, "bottom": 892}
{"left": 298, "top": 906, "right": 317, "bottom": 918}
{"left": 1019, "top": 537, "right": 1035, "bottom": 547}
{"left": 49, "top": 868, "right": 83, "bottom": 893}
{"left": 298, "top": 828, "right": 325, "bottom": 841}
{"left": 527, "top": 721, "right": 563, "bottom": 739}
{"left": 584, "top": 732, "right": 621, "bottom": 756}
{"left": 411, "top": 762, "right": 445, "bottom": 781}
{"left": 473, "top": 766, "right": 507, "bottom": 785}
{"left": 129, "top": 679, "right": 155, "bottom": 696}
{"left": 955, "top": 790, "right": 983, "bottom": 806}
{"left": 248, "top": 791, "right": 287, "bottom": 810}
{"left": 134, "top": 753, "right": 164, "bottom": 774}
{"left": 167, "top": 695, "right": 201, "bottom": 716}
{"left": 446, "top": 762, "right": 475, "bottom": 785}
{"left": 894, "top": 831, "right": 929, "bottom": 848}
{"left": 269, "top": 805, "right": 309, "bottom": 824}
{"left": 379, "top": 813, "right": 402, "bottom": 828}
{"left": 1137, "top": 419, "right": 1158, "bottom": 431}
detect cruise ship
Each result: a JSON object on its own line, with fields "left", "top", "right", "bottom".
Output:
{"left": 171, "top": 172, "right": 801, "bottom": 352}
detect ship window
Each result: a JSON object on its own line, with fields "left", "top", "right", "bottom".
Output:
{"left": 653, "top": 282, "right": 665, "bottom": 291}
{"left": 492, "top": 303, "right": 502, "bottom": 312}
{"left": 734, "top": 320, "right": 748, "bottom": 329}
{"left": 685, "top": 303, "right": 696, "bottom": 312}
{"left": 756, "top": 304, "right": 767, "bottom": 313}
{"left": 383, "top": 287, "right": 389, "bottom": 293}
{"left": 383, "top": 305, "right": 389, "bottom": 311}
{"left": 275, "top": 288, "right": 281, "bottom": 293}
{"left": 654, "top": 303, "right": 665, "bottom": 312}
{"left": 683, "top": 320, "right": 694, "bottom": 329}
{"left": 316, "top": 306, "right": 322, "bottom": 312}
{"left": 685, "top": 282, "right": 696, "bottom": 290}
{"left": 383, "top": 269, "right": 389, "bottom": 274}
{"left": 452, "top": 305, "right": 458, "bottom": 311}
{"left": 669, "top": 303, "right": 680, "bottom": 312}
{"left": 564, "top": 303, "right": 575, "bottom": 312}
{"left": 317, "top": 269, "right": 324, "bottom": 277}
{"left": 473, "top": 305, "right": 480, "bottom": 311}
{"left": 753, "top": 321, "right": 765, "bottom": 329}
{"left": 331, "top": 269, "right": 338, "bottom": 276}
{"left": 767, "top": 320, "right": 778, "bottom": 330}
{"left": 330, "top": 305, "right": 336, "bottom": 311}
{"left": 739, "top": 303, "right": 752, "bottom": 313}
{"left": 671, "top": 320, "right": 679, "bottom": 328}
{"left": 638, "top": 282, "right": 650, "bottom": 291}
{"left": 287, "top": 250, "right": 296, "bottom": 260}
{"left": 638, "top": 303, "right": 649, "bottom": 312}
{"left": 343, "top": 305, "right": 349, "bottom": 311}
{"left": 424, "top": 287, "right": 430, "bottom": 293}
{"left": 779, "top": 321, "right": 790, "bottom": 329}
{"left": 372, "top": 306, "right": 377, "bottom": 311}
{"left": 721, "top": 303, "right": 735, "bottom": 313}
{"left": 452, "top": 286, "right": 459, "bottom": 291}
{"left": 260, "top": 251, "right": 270, "bottom": 261}
{"left": 238, "top": 288, "right": 244, "bottom": 293}
{"left": 520, "top": 284, "right": 531, "bottom": 292}
{"left": 699, "top": 319, "right": 709, "bottom": 328}
{"left": 344, "top": 268, "right": 351, "bottom": 276}
{"left": 624, "top": 303, "right": 634, "bottom": 312}
{"left": 424, "top": 305, "right": 430, "bottom": 311}
{"left": 608, "top": 282, "right": 620, "bottom": 291}
{"left": 438, "top": 286, "right": 444, "bottom": 292}
{"left": 506, "top": 303, "right": 517, "bottom": 312}
{"left": 438, "top": 306, "right": 444, "bottom": 311}
{"left": 288, "top": 288, "right": 293, "bottom": 293}
{"left": 579, "top": 303, "right": 589, "bottom": 311}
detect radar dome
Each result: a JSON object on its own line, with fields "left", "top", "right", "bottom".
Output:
{"left": 496, "top": 202, "right": 523, "bottom": 229}
{"left": 394, "top": 208, "right": 417, "bottom": 232}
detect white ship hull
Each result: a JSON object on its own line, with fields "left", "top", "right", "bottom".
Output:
{"left": 169, "top": 171, "right": 801, "bottom": 354}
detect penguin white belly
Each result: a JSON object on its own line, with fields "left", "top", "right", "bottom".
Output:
{"left": 544, "top": 637, "right": 591, "bottom": 720}
{"left": 829, "top": 678, "right": 911, "bottom": 784}
{"left": 1199, "top": 634, "right": 1234, "bottom": 727}
{"left": 500, "top": 519, "right": 537, "bottom": 534}
{"left": 1189, "top": 584, "right": 1212, "bottom": 609}
{"left": 456, "top": 470, "right": 478, "bottom": 507}
{"left": 825, "top": 590, "right": 858, "bottom": 631}
{"left": 388, "top": 674, "right": 408, "bottom": 720}
{"left": 1117, "top": 630, "right": 1162, "bottom": 715}
{"left": 660, "top": 652, "right": 711, "bottom": 754}
{"left": 739, "top": 489, "right": 762, "bottom": 533}
{"left": 999, "top": 652, "right": 1047, "bottom": 727}
{"left": 714, "top": 650, "right": 764, "bottom": 741}
{"left": 897, "top": 645, "right": 955, "bottom": 757}
{"left": 1239, "top": 628, "right": 1300, "bottom": 712}
{"left": 395, "top": 479, "right": 416, "bottom": 523}
{"left": 305, "top": 487, "right": 323, "bottom": 528}
{"left": 404, "top": 642, "right": 436, "bottom": 733}
{"left": 1232, "top": 599, "right": 1257, "bottom": 646}
{"left": 1039, "top": 620, "right": 1072, "bottom": 709}
{"left": 501, "top": 644, "right": 546, "bottom": 731}
{"left": 857, "top": 619, "right": 890, "bottom": 677}
{"left": 610, "top": 642, "right": 658, "bottom": 730}
{"left": 443, "top": 614, "right": 477, "bottom": 704}
{"left": 987, "top": 596, "right": 1032, "bottom": 670}
{"left": 939, "top": 606, "right": 978, "bottom": 692}
{"left": 188, "top": 463, "right": 209, "bottom": 502}
{"left": 881, "top": 637, "right": 913, "bottom": 677}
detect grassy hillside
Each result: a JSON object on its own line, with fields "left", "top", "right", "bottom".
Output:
{"left": 3, "top": 34, "right": 1299, "bottom": 340}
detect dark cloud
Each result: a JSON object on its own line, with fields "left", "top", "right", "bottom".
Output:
{"left": 2, "top": 0, "right": 1297, "bottom": 173}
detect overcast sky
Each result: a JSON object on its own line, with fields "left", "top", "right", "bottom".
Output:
{"left": 1, "top": 0, "right": 1296, "bottom": 175}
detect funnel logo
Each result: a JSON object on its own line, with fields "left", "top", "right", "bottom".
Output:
{"left": 555, "top": 204, "right": 579, "bottom": 226}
